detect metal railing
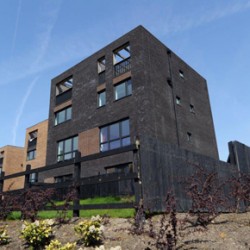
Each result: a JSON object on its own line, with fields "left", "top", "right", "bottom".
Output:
{"left": 114, "top": 57, "right": 131, "bottom": 77}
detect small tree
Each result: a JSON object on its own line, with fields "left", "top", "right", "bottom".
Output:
{"left": 228, "top": 171, "right": 250, "bottom": 213}
{"left": 184, "top": 165, "right": 227, "bottom": 228}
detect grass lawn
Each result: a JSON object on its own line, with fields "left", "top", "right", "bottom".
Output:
{"left": 7, "top": 196, "right": 135, "bottom": 220}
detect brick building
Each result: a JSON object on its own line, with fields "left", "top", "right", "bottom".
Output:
{"left": 24, "top": 120, "right": 48, "bottom": 182}
{"left": 0, "top": 146, "right": 24, "bottom": 191}
{"left": 41, "top": 25, "right": 218, "bottom": 183}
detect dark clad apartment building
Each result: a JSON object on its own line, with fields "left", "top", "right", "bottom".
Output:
{"left": 42, "top": 26, "right": 218, "bottom": 183}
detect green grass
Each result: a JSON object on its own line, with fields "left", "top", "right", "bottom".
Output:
{"left": 7, "top": 196, "right": 135, "bottom": 220}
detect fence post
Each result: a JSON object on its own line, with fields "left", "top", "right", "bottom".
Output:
{"left": 133, "top": 142, "right": 143, "bottom": 206}
{"left": 73, "top": 151, "right": 81, "bottom": 217}
{"left": 0, "top": 171, "right": 5, "bottom": 193}
{"left": 24, "top": 165, "right": 31, "bottom": 189}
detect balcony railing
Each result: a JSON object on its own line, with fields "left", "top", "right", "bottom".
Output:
{"left": 98, "top": 71, "right": 105, "bottom": 84}
{"left": 114, "top": 57, "right": 131, "bottom": 77}
{"left": 56, "top": 88, "right": 72, "bottom": 106}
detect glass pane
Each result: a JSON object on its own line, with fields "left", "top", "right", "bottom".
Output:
{"left": 115, "top": 83, "right": 125, "bottom": 100}
{"left": 56, "top": 111, "right": 64, "bottom": 125}
{"left": 121, "top": 119, "right": 130, "bottom": 137}
{"left": 110, "top": 140, "right": 121, "bottom": 150}
{"left": 64, "top": 153, "right": 72, "bottom": 160}
{"left": 100, "top": 127, "right": 108, "bottom": 143}
{"left": 100, "top": 143, "right": 108, "bottom": 152}
{"left": 127, "top": 79, "right": 132, "bottom": 95}
{"left": 57, "top": 155, "right": 63, "bottom": 162}
{"left": 122, "top": 137, "right": 131, "bottom": 146}
{"left": 66, "top": 107, "right": 72, "bottom": 120}
{"left": 64, "top": 138, "right": 72, "bottom": 153}
{"left": 110, "top": 123, "right": 120, "bottom": 140}
{"left": 73, "top": 136, "right": 78, "bottom": 151}
{"left": 98, "top": 91, "right": 106, "bottom": 107}
{"left": 58, "top": 141, "right": 64, "bottom": 155}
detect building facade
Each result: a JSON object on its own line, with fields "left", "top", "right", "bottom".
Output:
{"left": 0, "top": 146, "right": 24, "bottom": 191}
{"left": 42, "top": 26, "right": 218, "bottom": 182}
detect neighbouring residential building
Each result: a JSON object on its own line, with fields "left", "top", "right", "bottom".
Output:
{"left": 40, "top": 25, "right": 218, "bottom": 184}
{"left": 23, "top": 119, "right": 48, "bottom": 183}
{"left": 0, "top": 145, "right": 24, "bottom": 191}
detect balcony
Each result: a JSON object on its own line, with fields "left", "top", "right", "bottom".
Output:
{"left": 114, "top": 57, "right": 131, "bottom": 77}
{"left": 56, "top": 88, "right": 72, "bottom": 106}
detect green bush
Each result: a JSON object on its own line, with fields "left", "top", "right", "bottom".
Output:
{"left": 45, "top": 240, "right": 76, "bottom": 250}
{"left": 0, "top": 225, "right": 10, "bottom": 245}
{"left": 20, "top": 219, "right": 54, "bottom": 248}
{"left": 74, "top": 215, "right": 104, "bottom": 246}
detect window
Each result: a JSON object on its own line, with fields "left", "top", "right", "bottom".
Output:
{"left": 179, "top": 70, "right": 184, "bottom": 78}
{"left": 176, "top": 96, "right": 181, "bottom": 105}
{"left": 28, "top": 130, "right": 37, "bottom": 152}
{"left": 55, "top": 174, "right": 73, "bottom": 183}
{"left": 114, "top": 78, "right": 132, "bottom": 100}
{"left": 113, "top": 43, "right": 131, "bottom": 76}
{"left": 56, "top": 77, "right": 73, "bottom": 96}
{"left": 98, "top": 57, "right": 106, "bottom": 84}
{"left": 100, "top": 119, "right": 130, "bottom": 152}
{"left": 27, "top": 150, "right": 36, "bottom": 161}
{"left": 57, "top": 136, "right": 78, "bottom": 162}
{"left": 190, "top": 104, "right": 195, "bottom": 113}
{"left": 187, "top": 132, "right": 192, "bottom": 142}
{"left": 55, "top": 106, "right": 72, "bottom": 125}
{"left": 105, "top": 163, "right": 133, "bottom": 174}
{"left": 29, "top": 172, "right": 38, "bottom": 183}
{"left": 98, "top": 91, "right": 106, "bottom": 107}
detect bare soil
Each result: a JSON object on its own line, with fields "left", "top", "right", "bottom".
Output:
{"left": 1, "top": 212, "right": 250, "bottom": 250}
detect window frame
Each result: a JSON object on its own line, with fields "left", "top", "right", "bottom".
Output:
{"left": 114, "top": 78, "right": 132, "bottom": 101}
{"left": 57, "top": 136, "right": 78, "bottom": 162}
{"left": 54, "top": 106, "right": 72, "bottom": 126}
{"left": 100, "top": 119, "right": 131, "bottom": 152}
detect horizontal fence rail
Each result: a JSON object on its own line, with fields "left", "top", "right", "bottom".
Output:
{"left": 0, "top": 144, "right": 140, "bottom": 217}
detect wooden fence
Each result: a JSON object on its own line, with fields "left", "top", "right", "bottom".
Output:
{"left": 0, "top": 145, "right": 141, "bottom": 217}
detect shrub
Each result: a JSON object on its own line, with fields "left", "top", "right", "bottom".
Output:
{"left": 0, "top": 225, "right": 10, "bottom": 245}
{"left": 74, "top": 215, "right": 104, "bottom": 246}
{"left": 20, "top": 219, "right": 54, "bottom": 248}
{"left": 45, "top": 240, "right": 76, "bottom": 250}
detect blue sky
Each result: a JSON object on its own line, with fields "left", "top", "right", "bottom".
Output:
{"left": 0, "top": 0, "right": 250, "bottom": 161}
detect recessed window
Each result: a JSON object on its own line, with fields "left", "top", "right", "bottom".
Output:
{"left": 97, "top": 57, "right": 106, "bottom": 73}
{"left": 114, "top": 78, "right": 132, "bottom": 100}
{"left": 27, "top": 150, "right": 36, "bottom": 161}
{"left": 190, "top": 104, "right": 195, "bottom": 113}
{"left": 56, "top": 77, "right": 73, "bottom": 96}
{"left": 100, "top": 119, "right": 130, "bottom": 152}
{"left": 105, "top": 163, "right": 133, "bottom": 174}
{"left": 55, "top": 174, "right": 73, "bottom": 183}
{"left": 98, "top": 91, "right": 106, "bottom": 107}
{"left": 176, "top": 96, "right": 181, "bottom": 105}
{"left": 57, "top": 136, "right": 78, "bottom": 162}
{"left": 28, "top": 130, "right": 37, "bottom": 151}
{"left": 55, "top": 106, "right": 72, "bottom": 125}
{"left": 113, "top": 43, "right": 130, "bottom": 64}
{"left": 179, "top": 70, "right": 184, "bottom": 78}
{"left": 113, "top": 43, "right": 131, "bottom": 77}
{"left": 98, "top": 57, "right": 106, "bottom": 84}
{"left": 187, "top": 132, "right": 192, "bottom": 142}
